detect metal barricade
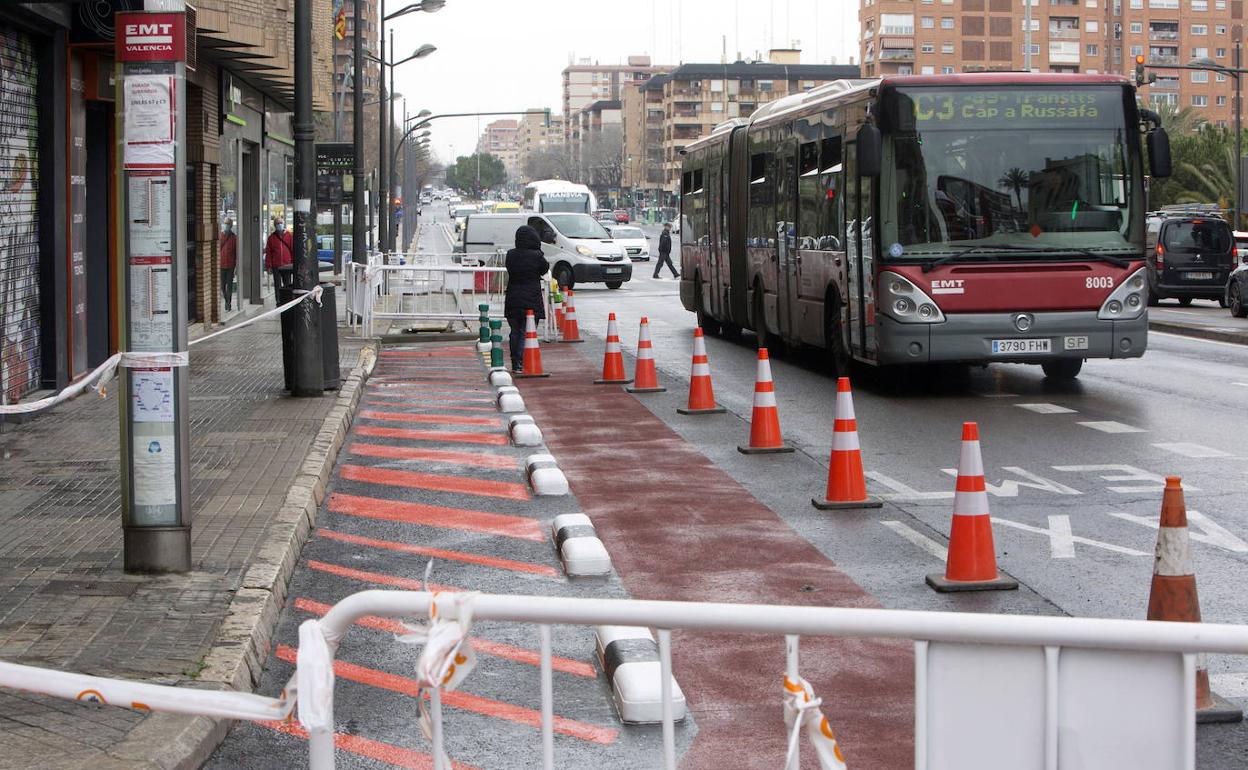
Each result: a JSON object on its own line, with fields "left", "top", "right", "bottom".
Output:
{"left": 4, "top": 590, "right": 1240, "bottom": 770}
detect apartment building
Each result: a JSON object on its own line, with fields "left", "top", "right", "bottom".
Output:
{"left": 653, "top": 52, "right": 860, "bottom": 198}
{"left": 515, "top": 109, "right": 565, "bottom": 176}
{"left": 477, "top": 119, "right": 520, "bottom": 177}
{"left": 562, "top": 54, "right": 668, "bottom": 140}
{"left": 859, "top": 0, "right": 1239, "bottom": 124}
{"left": 332, "top": 0, "right": 380, "bottom": 103}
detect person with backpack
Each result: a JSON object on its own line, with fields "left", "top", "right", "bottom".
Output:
{"left": 504, "top": 225, "right": 549, "bottom": 372}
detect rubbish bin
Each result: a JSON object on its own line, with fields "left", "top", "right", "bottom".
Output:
{"left": 319, "top": 282, "right": 341, "bottom": 390}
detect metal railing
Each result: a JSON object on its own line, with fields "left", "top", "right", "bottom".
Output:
{"left": 4, "top": 590, "right": 1246, "bottom": 770}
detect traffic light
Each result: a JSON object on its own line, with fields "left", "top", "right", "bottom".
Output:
{"left": 1134, "top": 55, "right": 1155, "bottom": 86}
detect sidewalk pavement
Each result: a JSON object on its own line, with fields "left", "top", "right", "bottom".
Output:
{"left": 1149, "top": 301, "right": 1248, "bottom": 345}
{"left": 0, "top": 302, "right": 375, "bottom": 770}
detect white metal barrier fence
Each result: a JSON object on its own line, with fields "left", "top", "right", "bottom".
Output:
{"left": 1, "top": 590, "right": 1245, "bottom": 770}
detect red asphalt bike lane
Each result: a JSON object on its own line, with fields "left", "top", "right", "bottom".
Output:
{"left": 517, "top": 344, "right": 913, "bottom": 769}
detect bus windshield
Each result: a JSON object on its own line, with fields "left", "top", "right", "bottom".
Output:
{"left": 880, "top": 86, "right": 1142, "bottom": 261}
{"left": 540, "top": 192, "right": 591, "bottom": 213}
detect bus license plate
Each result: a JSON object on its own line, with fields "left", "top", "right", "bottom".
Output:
{"left": 605, "top": 267, "right": 622, "bottom": 274}
{"left": 1186, "top": 271, "right": 1213, "bottom": 280}
{"left": 991, "top": 338, "right": 1051, "bottom": 355}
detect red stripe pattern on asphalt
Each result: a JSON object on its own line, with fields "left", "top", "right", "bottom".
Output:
{"left": 339, "top": 463, "right": 530, "bottom": 501}
{"left": 260, "top": 720, "right": 480, "bottom": 770}
{"left": 293, "top": 598, "right": 596, "bottom": 678}
{"left": 348, "top": 442, "right": 517, "bottom": 470}
{"left": 308, "top": 560, "right": 457, "bottom": 591}
{"left": 273, "top": 646, "right": 618, "bottom": 744}
{"left": 328, "top": 492, "right": 543, "bottom": 541}
{"left": 355, "top": 425, "right": 507, "bottom": 446}
{"left": 358, "top": 409, "right": 498, "bottom": 427}
{"left": 363, "top": 401, "right": 496, "bottom": 413}
{"left": 316, "top": 529, "right": 557, "bottom": 576}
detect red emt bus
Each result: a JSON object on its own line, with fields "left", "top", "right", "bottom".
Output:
{"left": 678, "top": 73, "right": 1173, "bottom": 379}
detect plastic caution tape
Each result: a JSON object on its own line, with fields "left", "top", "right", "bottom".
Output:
{"left": 295, "top": 619, "right": 335, "bottom": 732}
{"left": 783, "top": 675, "right": 848, "bottom": 770}
{"left": 400, "top": 589, "right": 480, "bottom": 766}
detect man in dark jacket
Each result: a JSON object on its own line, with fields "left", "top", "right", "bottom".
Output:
{"left": 504, "top": 225, "right": 549, "bottom": 372}
{"left": 654, "top": 222, "right": 678, "bottom": 279}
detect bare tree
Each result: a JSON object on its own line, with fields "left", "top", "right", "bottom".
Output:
{"left": 521, "top": 146, "right": 578, "bottom": 183}
{"left": 581, "top": 124, "right": 624, "bottom": 190}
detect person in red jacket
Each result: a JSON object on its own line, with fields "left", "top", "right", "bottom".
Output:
{"left": 264, "top": 218, "right": 294, "bottom": 289}
{"left": 218, "top": 218, "right": 238, "bottom": 311}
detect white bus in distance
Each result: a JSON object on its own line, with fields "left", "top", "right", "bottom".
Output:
{"left": 522, "top": 180, "right": 598, "bottom": 215}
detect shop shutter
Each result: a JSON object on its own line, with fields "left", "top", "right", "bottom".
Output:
{"left": 0, "top": 29, "right": 41, "bottom": 403}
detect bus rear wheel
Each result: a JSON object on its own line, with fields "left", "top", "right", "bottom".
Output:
{"left": 1041, "top": 359, "right": 1083, "bottom": 379}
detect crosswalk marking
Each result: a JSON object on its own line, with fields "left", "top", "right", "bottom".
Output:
{"left": 1152, "top": 442, "right": 1232, "bottom": 459}
{"left": 1016, "top": 403, "right": 1076, "bottom": 414}
{"left": 1078, "top": 421, "right": 1146, "bottom": 434}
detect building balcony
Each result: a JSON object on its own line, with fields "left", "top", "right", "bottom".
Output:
{"left": 1149, "top": 30, "right": 1179, "bottom": 40}
{"left": 880, "top": 48, "right": 915, "bottom": 61}
{"left": 1151, "top": 78, "right": 1181, "bottom": 90}
{"left": 1049, "top": 27, "right": 1080, "bottom": 39}
{"left": 1149, "top": 54, "right": 1179, "bottom": 65}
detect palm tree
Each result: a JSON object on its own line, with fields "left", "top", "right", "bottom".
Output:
{"left": 1156, "top": 103, "right": 1207, "bottom": 137}
{"left": 998, "top": 167, "right": 1029, "bottom": 210}
{"left": 1174, "top": 144, "right": 1235, "bottom": 213}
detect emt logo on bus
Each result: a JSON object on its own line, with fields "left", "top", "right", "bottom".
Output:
{"left": 930, "top": 279, "right": 966, "bottom": 295}
{"left": 912, "top": 92, "right": 1103, "bottom": 123}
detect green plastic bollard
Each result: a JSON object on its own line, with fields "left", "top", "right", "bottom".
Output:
{"left": 478, "top": 303, "right": 490, "bottom": 343}
{"left": 489, "top": 319, "right": 504, "bottom": 368}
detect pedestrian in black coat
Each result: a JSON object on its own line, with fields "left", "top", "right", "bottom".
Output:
{"left": 654, "top": 222, "right": 679, "bottom": 278}
{"left": 504, "top": 225, "right": 550, "bottom": 371}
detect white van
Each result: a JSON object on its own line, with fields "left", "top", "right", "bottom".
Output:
{"left": 463, "top": 213, "right": 631, "bottom": 290}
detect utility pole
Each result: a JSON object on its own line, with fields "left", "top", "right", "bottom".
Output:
{"left": 290, "top": 0, "right": 324, "bottom": 397}
{"left": 378, "top": 22, "right": 389, "bottom": 258}
{"left": 387, "top": 28, "right": 397, "bottom": 252}
{"left": 351, "top": 0, "right": 366, "bottom": 265}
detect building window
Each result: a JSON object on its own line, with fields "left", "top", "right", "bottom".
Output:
{"left": 1191, "top": 70, "right": 1209, "bottom": 82}
{"left": 921, "top": 65, "right": 936, "bottom": 74}
{"left": 1086, "top": 20, "right": 1098, "bottom": 31}
{"left": 1087, "top": 0, "right": 1098, "bottom": 6}
{"left": 1148, "top": 0, "right": 1178, "bottom": 6}
{"left": 941, "top": 43, "right": 955, "bottom": 53}
{"left": 1021, "top": 18, "right": 1040, "bottom": 30}
{"left": 1216, "top": 0, "right": 1226, "bottom": 7}
{"left": 711, "top": 102, "right": 724, "bottom": 111}
{"left": 1216, "top": 47, "right": 1227, "bottom": 57}
{"left": 1191, "top": 24, "right": 1208, "bottom": 34}
{"left": 1023, "top": 43, "right": 1041, "bottom": 55}
{"left": 1129, "top": 21, "right": 1142, "bottom": 33}
{"left": 1130, "top": 44, "right": 1143, "bottom": 56}
{"left": 1217, "top": 95, "right": 1227, "bottom": 105}
{"left": 1191, "top": 95, "right": 1208, "bottom": 106}
{"left": 1192, "top": 0, "right": 1209, "bottom": 7}
{"left": 941, "top": 65, "right": 955, "bottom": 73}
{"left": 882, "top": 13, "right": 915, "bottom": 34}
{"left": 921, "top": 15, "right": 935, "bottom": 27}
{"left": 1130, "top": 0, "right": 1142, "bottom": 7}
{"left": 921, "top": 43, "right": 936, "bottom": 52}
{"left": 1215, "top": 25, "right": 1227, "bottom": 34}
{"left": 1192, "top": 47, "right": 1208, "bottom": 58}
{"left": 1086, "top": 43, "right": 1099, "bottom": 55}
{"left": 758, "top": 80, "right": 774, "bottom": 92}
{"left": 710, "top": 79, "right": 724, "bottom": 92}
{"left": 898, "top": 65, "right": 914, "bottom": 74}
{"left": 941, "top": 16, "right": 955, "bottom": 27}
{"left": 1216, "top": 72, "right": 1228, "bottom": 81}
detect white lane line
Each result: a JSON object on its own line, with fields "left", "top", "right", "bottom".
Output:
{"left": 880, "top": 521, "right": 948, "bottom": 560}
{"left": 1016, "top": 403, "right": 1077, "bottom": 414}
{"left": 974, "top": 392, "right": 1020, "bottom": 398}
{"left": 1150, "top": 331, "right": 1248, "bottom": 349}
{"left": 1078, "top": 421, "right": 1147, "bottom": 433}
{"left": 1234, "top": 382, "right": 1248, "bottom": 388}
{"left": 1152, "top": 442, "right": 1232, "bottom": 459}
{"left": 1209, "top": 673, "right": 1248, "bottom": 699}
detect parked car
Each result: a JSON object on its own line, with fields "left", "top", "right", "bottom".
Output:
{"left": 1144, "top": 213, "right": 1235, "bottom": 306}
{"left": 607, "top": 225, "right": 650, "bottom": 261}
{"left": 316, "top": 234, "right": 352, "bottom": 270}
{"left": 1225, "top": 235, "right": 1248, "bottom": 316}
{"left": 613, "top": 209, "right": 630, "bottom": 223}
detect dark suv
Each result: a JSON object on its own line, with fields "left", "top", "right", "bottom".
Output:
{"left": 1145, "top": 214, "right": 1235, "bottom": 306}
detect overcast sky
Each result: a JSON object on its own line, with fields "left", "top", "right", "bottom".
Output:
{"left": 385, "top": 0, "right": 860, "bottom": 166}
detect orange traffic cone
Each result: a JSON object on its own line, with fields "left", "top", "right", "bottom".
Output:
{"left": 737, "top": 348, "right": 795, "bottom": 455}
{"left": 926, "top": 422, "right": 1017, "bottom": 592}
{"left": 677, "top": 327, "right": 726, "bottom": 415}
{"left": 559, "top": 291, "right": 583, "bottom": 343}
{"left": 1147, "top": 477, "right": 1243, "bottom": 723}
{"left": 594, "top": 313, "right": 632, "bottom": 384}
{"left": 514, "top": 310, "right": 551, "bottom": 379}
{"left": 626, "top": 317, "right": 666, "bottom": 393}
{"left": 812, "top": 378, "right": 881, "bottom": 510}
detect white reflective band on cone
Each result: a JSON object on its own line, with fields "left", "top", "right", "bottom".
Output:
{"left": 595, "top": 626, "right": 687, "bottom": 724}
{"left": 526, "top": 454, "right": 569, "bottom": 496}
{"left": 952, "top": 488, "right": 991, "bottom": 517}
{"left": 783, "top": 676, "right": 848, "bottom": 770}
{"left": 508, "top": 414, "right": 544, "bottom": 447}
{"left": 296, "top": 620, "right": 335, "bottom": 732}
{"left": 754, "top": 390, "right": 778, "bottom": 408}
{"left": 756, "top": 357, "right": 773, "bottom": 382}
{"left": 691, "top": 362, "right": 711, "bottom": 377}
{"left": 836, "top": 391, "right": 855, "bottom": 421}
{"left": 1155, "top": 526, "right": 1196, "bottom": 576}
{"left": 552, "top": 513, "right": 612, "bottom": 576}
{"left": 831, "top": 431, "right": 861, "bottom": 451}
{"left": 959, "top": 439, "right": 985, "bottom": 477}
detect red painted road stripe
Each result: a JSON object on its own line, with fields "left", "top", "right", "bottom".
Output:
{"left": 260, "top": 720, "right": 480, "bottom": 770}
{"left": 381, "top": 351, "right": 476, "bottom": 357}
{"left": 364, "top": 400, "right": 496, "bottom": 414}
{"left": 329, "top": 492, "right": 544, "bottom": 541}
{"left": 369, "top": 385, "right": 491, "bottom": 396}
{"left": 359, "top": 409, "right": 497, "bottom": 427}
{"left": 273, "top": 646, "right": 617, "bottom": 745}
{"left": 293, "top": 598, "right": 595, "bottom": 678}
{"left": 307, "top": 560, "right": 456, "bottom": 591}
{"left": 340, "top": 464, "right": 530, "bottom": 501}
{"left": 349, "top": 442, "right": 517, "bottom": 471}
{"left": 367, "top": 394, "right": 493, "bottom": 404}
{"left": 355, "top": 425, "right": 507, "bottom": 446}
{"left": 316, "top": 528, "right": 557, "bottom": 576}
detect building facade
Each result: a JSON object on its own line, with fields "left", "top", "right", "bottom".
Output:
{"left": 859, "top": 0, "right": 1240, "bottom": 124}
{"left": 476, "top": 119, "right": 520, "bottom": 178}
{"left": 561, "top": 54, "right": 667, "bottom": 141}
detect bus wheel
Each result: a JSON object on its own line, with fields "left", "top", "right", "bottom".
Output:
{"left": 605, "top": 281, "right": 623, "bottom": 289}
{"left": 554, "top": 264, "right": 574, "bottom": 291}
{"left": 1041, "top": 359, "right": 1083, "bottom": 379}
{"left": 695, "top": 276, "right": 721, "bottom": 335}
{"left": 825, "top": 295, "right": 850, "bottom": 377}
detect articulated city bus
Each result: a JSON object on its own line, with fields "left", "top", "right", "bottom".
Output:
{"left": 679, "top": 73, "right": 1172, "bottom": 379}
{"left": 522, "top": 179, "right": 598, "bottom": 215}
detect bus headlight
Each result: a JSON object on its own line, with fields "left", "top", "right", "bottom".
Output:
{"left": 880, "top": 272, "right": 945, "bottom": 324}
{"left": 1098, "top": 267, "right": 1147, "bottom": 320}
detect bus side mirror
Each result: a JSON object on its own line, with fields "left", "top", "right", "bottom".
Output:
{"left": 1147, "top": 128, "right": 1172, "bottom": 179}
{"left": 857, "top": 124, "right": 882, "bottom": 178}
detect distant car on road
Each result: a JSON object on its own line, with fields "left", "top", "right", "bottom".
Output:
{"left": 613, "top": 209, "right": 630, "bottom": 223}
{"left": 1145, "top": 213, "right": 1235, "bottom": 307}
{"left": 607, "top": 225, "right": 649, "bottom": 261}
{"left": 452, "top": 205, "right": 477, "bottom": 233}
{"left": 316, "top": 234, "right": 352, "bottom": 269}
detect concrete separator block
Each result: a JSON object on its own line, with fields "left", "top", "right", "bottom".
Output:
{"left": 488, "top": 368, "right": 513, "bottom": 387}
{"left": 508, "top": 414, "right": 544, "bottom": 447}
{"left": 595, "top": 625, "right": 687, "bottom": 724}
{"left": 526, "top": 453, "right": 569, "bottom": 496}
{"left": 551, "top": 513, "right": 611, "bottom": 576}
{"left": 496, "top": 385, "right": 525, "bottom": 413}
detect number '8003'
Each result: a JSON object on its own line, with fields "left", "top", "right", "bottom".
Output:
{"left": 1086, "top": 276, "right": 1114, "bottom": 289}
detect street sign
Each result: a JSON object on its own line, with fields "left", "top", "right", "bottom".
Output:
{"left": 316, "top": 142, "right": 354, "bottom": 171}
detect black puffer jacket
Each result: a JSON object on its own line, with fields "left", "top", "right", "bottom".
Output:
{"left": 504, "top": 225, "right": 549, "bottom": 319}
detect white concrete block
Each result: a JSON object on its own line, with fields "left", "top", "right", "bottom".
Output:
{"left": 595, "top": 626, "right": 687, "bottom": 724}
